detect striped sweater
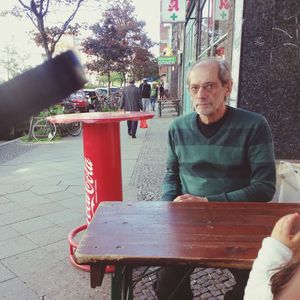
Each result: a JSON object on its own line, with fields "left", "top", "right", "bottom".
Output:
{"left": 162, "top": 106, "right": 276, "bottom": 202}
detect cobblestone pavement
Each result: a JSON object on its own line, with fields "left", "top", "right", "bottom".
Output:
{"left": 130, "top": 115, "right": 235, "bottom": 300}
{"left": 0, "top": 139, "right": 38, "bottom": 164}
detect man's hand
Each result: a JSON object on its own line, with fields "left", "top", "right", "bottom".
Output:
{"left": 271, "top": 213, "right": 300, "bottom": 252}
{"left": 173, "top": 194, "right": 208, "bottom": 203}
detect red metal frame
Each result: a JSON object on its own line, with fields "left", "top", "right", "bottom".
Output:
{"left": 68, "top": 224, "right": 114, "bottom": 273}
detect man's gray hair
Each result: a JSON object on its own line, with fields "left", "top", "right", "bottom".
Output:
{"left": 187, "top": 58, "right": 232, "bottom": 86}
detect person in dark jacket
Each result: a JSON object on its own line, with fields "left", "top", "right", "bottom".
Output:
{"left": 159, "top": 83, "right": 165, "bottom": 99}
{"left": 119, "top": 79, "right": 142, "bottom": 138}
{"left": 139, "top": 78, "right": 151, "bottom": 112}
{"left": 150, "top": 83, "right": 158, "bottom": 111}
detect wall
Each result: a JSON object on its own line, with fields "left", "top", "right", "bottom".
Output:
{"left": 238, "top": 0, "right": 300, "bottom": 159}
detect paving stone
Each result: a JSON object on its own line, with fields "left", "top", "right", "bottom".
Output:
{"left": 0, "top": 140, "right": 38, "bottom": 165}
{"left": 0, "top": 262, "right": 15, "bottom": 283}
{"left": 0, "top": 236, "right": 38, "bottom": 259}
{"left": 0, "top": 277, "right": 39, "bottom": 300}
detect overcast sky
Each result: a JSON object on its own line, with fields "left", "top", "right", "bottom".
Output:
{"left": 0, "top": 0, "right": 160, "bottom": 69}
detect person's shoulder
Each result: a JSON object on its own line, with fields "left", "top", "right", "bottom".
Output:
{"left": 170, "top": 112, "right": 196, "bottom": 129}
{"left": 228, "top": 106, "right": 266, "bottom": 123}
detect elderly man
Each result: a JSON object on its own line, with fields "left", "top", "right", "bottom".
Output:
{"left": 119, "top": 79, "right": 142, "bottom": 138}
{"left": 156, "top": 58, "right": 276, "bottom": 300}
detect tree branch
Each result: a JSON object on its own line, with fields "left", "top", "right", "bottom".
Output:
{"left": 51, "top": 0, "right": 86, "bottom": 52}
{"left": 18, "top": 0, "right": 31, "bottom": 10}
{"left": 42, "top": 0, "right": 51, "bottom": 18}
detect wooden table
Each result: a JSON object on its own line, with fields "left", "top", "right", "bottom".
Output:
{"left": 75, "top": 201, "right": 300, "bottom": 300}
{"left": 157, "top": 98, "right": 180, "bottom": 117}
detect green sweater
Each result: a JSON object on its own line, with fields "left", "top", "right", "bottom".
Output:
{"left": 162, "top": 106, "right": 276, "bottom": 202}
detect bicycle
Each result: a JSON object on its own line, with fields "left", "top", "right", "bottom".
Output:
{"left": 102, "top": 93, "right": 121, "bottom": 111}
{"left": 32, "top": 117, "right": 82, "bottom": 142}
{"left": 32, "top": 102, "right": 82, "bottom": 142}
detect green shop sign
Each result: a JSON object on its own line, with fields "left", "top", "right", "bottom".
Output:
{"left": 158, "top": 56, "right": 177, "bottom": 65}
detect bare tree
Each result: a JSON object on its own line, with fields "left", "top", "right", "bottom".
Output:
{"left": 0, "top": 44, "right": 30, "bottom": 81}
{"left": 3, "top": 0, "right": 86, "bottom": 59}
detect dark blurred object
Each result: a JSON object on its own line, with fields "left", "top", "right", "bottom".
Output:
{"left": 0, "top": 50, "right": 87, "bottom": 136}
{"left": 0, "top": 119, "right": 30, "bottom": 140}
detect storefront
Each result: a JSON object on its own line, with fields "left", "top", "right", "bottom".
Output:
{"left": 181, "top": 0, "right": 238, "bottom": 113}
{"left": 178, "top": 0, "right": 299, "bottom": 158}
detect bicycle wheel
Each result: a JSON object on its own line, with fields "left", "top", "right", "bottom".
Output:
{"left": 32, "top": 119, "right": 57, "bottom": 142}
{"left": 66, "top": 122, "right": 82, "bottom": 136}
{"left": 57, "top": 124, "right": 68, "bottom": 137}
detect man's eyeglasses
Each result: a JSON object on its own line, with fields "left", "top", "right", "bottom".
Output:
{"left": 189, "top": 82, "right": 219, "bottom": 94}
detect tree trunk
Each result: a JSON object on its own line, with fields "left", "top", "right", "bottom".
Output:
{"left": 108, "top": 72, "right": 111, "bottom": 96}
{"left": 36, "top": 14, "right": 52, "bottom": 59}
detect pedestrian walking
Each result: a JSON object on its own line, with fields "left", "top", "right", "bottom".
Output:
{"left": 119, "top": 79, "right": 142, "bottom": 139}
{"left": 159, "top": 83, "right": 164, "bottom": 99}
{"left": 139, "top": 78, "right": 151, "bottom": 112}
{"left": 150, "top": 83, "right": 158, "bottom": 111}
{"left": 164, "top": 82, "right": 169, "bottom": 98}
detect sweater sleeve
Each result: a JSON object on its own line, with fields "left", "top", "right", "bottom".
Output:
{"left": 207, "top": 118, "right": 276, "bottom": 202}
{"left": 161, "top": 127, "right": 182, "bottom": 201}
{"left": 244, "top": 237, "right": 292, "bottom": 300}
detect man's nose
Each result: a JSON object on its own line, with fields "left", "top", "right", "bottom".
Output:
{"left": 196, "top": 86, "right": 207, "bottom": 98}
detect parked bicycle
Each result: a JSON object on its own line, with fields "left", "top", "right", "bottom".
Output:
{"left": 104, "top": 93, "right": 121, "bottom": 110}
{"left": 32, "top": 101, "right": 82, "bottom": 142}
{"left": 94, "top": 90, "right": 122, "bottom": 111}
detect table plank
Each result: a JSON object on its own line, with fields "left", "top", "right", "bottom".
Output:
{"left": 75, "top": 201, "right": 300, "bottom": 269}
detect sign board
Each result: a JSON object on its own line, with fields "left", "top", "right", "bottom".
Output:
{"left": 214, "top": 0, "right": 230, "bottom": 21}
{"left": 161, "top": 0, "right": 186, "bottom": 23}
{"left": 158, "top": 56, "right": 177, "bottom": 65}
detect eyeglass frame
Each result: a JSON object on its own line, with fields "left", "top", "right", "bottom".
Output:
{"left": 189, "top": 82, "right": 221, "bottom": 94}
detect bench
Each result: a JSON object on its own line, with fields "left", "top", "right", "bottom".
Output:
{"left": 157, "top": 98, "right": 180, "bottom": 117}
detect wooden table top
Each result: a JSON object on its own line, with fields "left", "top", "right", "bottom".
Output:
{"left": 47, "top": 111, "right": 154, "bottom": 124}
{"left": 75, "top": 201, "right": 300, "bottom": 269}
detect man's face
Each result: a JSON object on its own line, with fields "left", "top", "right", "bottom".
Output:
{"left": 189, "top": 62, "right": 232, "bottom": 123}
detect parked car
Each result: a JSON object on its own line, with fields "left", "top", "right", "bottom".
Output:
{"left": 95, "top": 86, "right": 120, "bottom": 97}
{"left": 68, "top": 90, "right": 89, "bottom": 112}
{"left": 83, "top": 89, "right": 99, "bottom": 109}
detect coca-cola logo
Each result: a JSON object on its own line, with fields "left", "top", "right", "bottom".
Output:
{"left": 84, "top": 157, "right": 97, "bottom": 223}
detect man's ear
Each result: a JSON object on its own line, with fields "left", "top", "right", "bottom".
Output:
{"left": 225, "top": 80, "right": 233, "bottom": 96}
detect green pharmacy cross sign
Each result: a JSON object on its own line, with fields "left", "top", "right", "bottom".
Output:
{"left": 158, "top": 56, "right": 177, "bottom": 66}
{"left": 170, "top": 13, "right": 178, "bottom": 21}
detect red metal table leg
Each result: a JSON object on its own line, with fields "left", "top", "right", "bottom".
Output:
{"left": 69, "top": 122, "right": 122, "bottom": 272}
{"left": 83, "top": 122, "right": 123, "bottom": 223}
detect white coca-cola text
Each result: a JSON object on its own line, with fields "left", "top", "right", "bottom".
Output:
{"left": 84, "top": 157, "right": 96, "bottom": 223}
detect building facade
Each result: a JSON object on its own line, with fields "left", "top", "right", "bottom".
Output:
{"left": 161, "top": 0, "right": 299, "bottom": 159}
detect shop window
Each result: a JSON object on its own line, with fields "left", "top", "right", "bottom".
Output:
{"left": 199, "top": 0, "right": 233, "bottom": 59}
